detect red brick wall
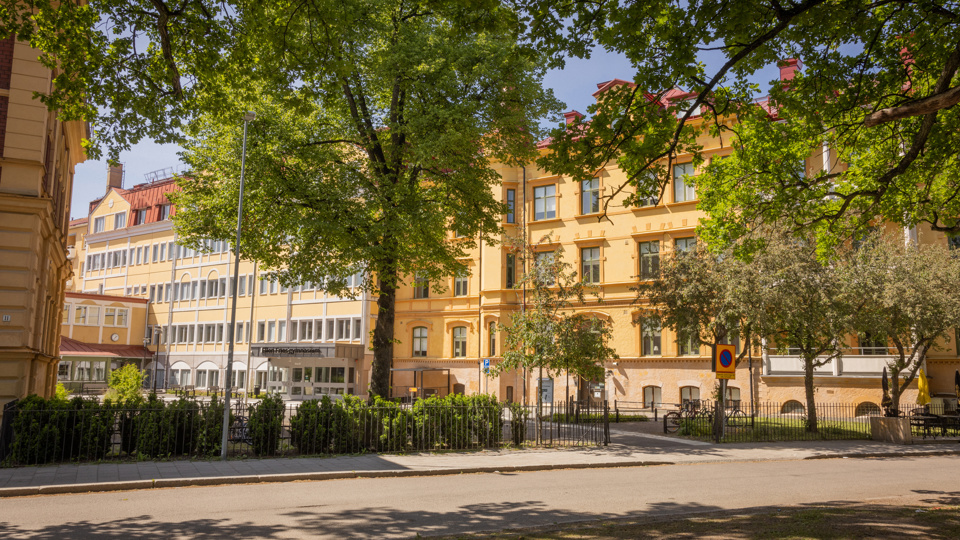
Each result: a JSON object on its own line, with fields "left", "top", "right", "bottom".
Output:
{"left": 0, "top": 33, "right": 13, "bottom": 89}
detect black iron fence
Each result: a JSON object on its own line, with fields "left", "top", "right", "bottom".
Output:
{"left": 0, "top": 394, "right": 608, "bottom": 467}
{"left": 662, "top": 401, "right": 878, "bottom": 443}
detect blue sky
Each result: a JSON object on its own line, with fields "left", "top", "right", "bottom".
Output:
{"left": 69, "top": 48, "right": 781, "bottom": 219}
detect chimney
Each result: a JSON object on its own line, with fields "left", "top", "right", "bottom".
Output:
{"left": 778, "top": 58, "right": 802, "bottom": 81}
{"left": 563, "top": 110, "right": 585, "bottom": 125}
{"left": 107, "top": 164, "right": 124, "bottom": 192}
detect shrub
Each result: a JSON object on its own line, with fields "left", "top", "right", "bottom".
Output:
{"left": 108, "top": 364, "right": 146, "bottom": 404}
{"left": 130, "top": 396, "right": 200, "bottom": 458}
{"left": 54, "top": 383, "right": 71, "bottom": 401}
{"left": 7, "top": 395, "right": 115, "bottom": 465}
{"left": 290, "top": 397, "right": 331, "bottom": 454}
{"left": 507, "top": 401, "right": 528, "bottom": 446}
{"left": 247, "top": 393, "right": 285, "bottom": 456}
{"left": 196, "top": 396, "right": 224, "bottom": 457}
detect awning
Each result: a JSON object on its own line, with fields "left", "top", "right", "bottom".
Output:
{"left": 59, "top": 336, "right": 153, "bottom": 359}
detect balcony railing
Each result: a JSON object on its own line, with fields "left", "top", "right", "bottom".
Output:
{"left": 765, "top": 348, "right": 895, "bottom": 377}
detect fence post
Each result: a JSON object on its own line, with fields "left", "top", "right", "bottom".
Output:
{"left": 0, "top": 399, "right": 18, "bottom": 462}
{"left": 603, "top": 400, "right": 610, "bottom": 446}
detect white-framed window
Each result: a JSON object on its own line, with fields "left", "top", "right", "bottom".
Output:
{"left": 267, "top": 321, "right": 276, "bottom": 342}
{"left": 132, "top": 208, "right": 147, "bottom": 225}
{"left": 353, "top": 318, "right": 362, "bottom": 340}
{"left": 581, "top": 178, "right": 600, "bottom": 215}
{"left": 336, "top": 319, "right": 348, "bottom": 340}
{"left": 641, "top": 318, "right": 662, "bottom": 356}
{"left": 326, "top": 320, "right": 335, "bottom": 341}
{"left": 453, "top": 326, "right": 467, "bottom": 358}
{"left": 114, "top": 213, "right": 126, "bottom": 229}
{"left": 488, "top": 321, "right": 496, "bottom": 356}
{"left": 533, "top": 184, "right": 557, "bottom": 221}
{"left": 152, "top": 244, "right": 159, "bottom": 263}
{"left": 581, "top": 247, "right": 600, "bottom": 284}
{"left": 675, "top": 237, "right": 696, "bottom": 254}
{"left": 454, "top": 273, "right": 468, "bottom": 296}
{"left": 279, "top": 320, "right": 287, "bottom": 342}
{"left": 639, "top": 241, "right": 660, "bottom": 279}
{"left": 534, "top": 251, "right": 556, "bottom": 285}
{"left": 414, "top": 274, "right": 429, "bottom": 299}
{"left": 643, "top": 386, "right": 662, "bottom": 408}
{"left": 257, "top": 321, "right": 265, "bottom": 342}
{"left": 677, "top": 327, "right": 698, "bottom": 356}
{"left": 413, "top": 326, "right": 428, "bottom": 357}
{"left": 680, "top": 386, "right": 700, "bottom": 404}
{"left": 673, "top": 163, "right": 696, "bottom": 203}
{"left": 93, "top": 216, "right": 105, "bottom": 233}
{"left": 159, "top": 204, "right": 171, "bottom": 220}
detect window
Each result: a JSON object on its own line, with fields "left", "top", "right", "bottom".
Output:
{"left": 114, "top": 213, "right": 126, "bottom": 229}
{"left": 257, "top": 321, "right": 265, "bottom": 342}
{"left": 782, "top": 400, "right": 805, "bottom": 414}
{"left": 238, "top": 275, "right": 246, "bottom": 296}
{"left": 354, "top": 318, "right": 362, "bottom": 339}
{"left": 506, "top": 189, "right": 516, "bottom": 223}
{"left": 62, "top": 305, "right": 70, "bottom": 324}
{"left": 639, "top": 241, "right": 660, "bottom": 279}
{"left": 725, "top": 386, "right": 741, "bottom": 404}
{"left": 673, "top": 163, "right": 696, "bottom": 202}
{"left": 159, "top": 204, "right": 171, "bottom": 220}
{"left": 159, "top": 243, "right": 166, "bottom": 261}
{"left": 149, "top": 285, "right": 156, "bottom": 302}
{"left": 279, "top": 320, "right": 286, "bottom": 342}
{"left": 640, "top": 319, "right": 662, "bottom": 356}
{"left": 718, "top": 330, "right": 741, "bottom": 354}
{"left": 336, "top": 319, "right": 348, "bottom": 340}
{"left": 680, "top": 386, "right": 700, "bottom": 404}
{"left": 267, "top": 321, "right": 276, "bottom": 342}
{"left": 855, "top": 402, "right": 882, "bottom": 417}
{"left": 581, "top": 247, "right": 600, "bottom": 284}
{"left": 505, "top": 253, "right": 516, "bottom": 289}
{"left": 534, "top": 251, "right": 555, "bottom": 285}
{"left": 413, "top": 327, "right": 428, "bottom": 357}
{"left": 301, "top": 320, "right": 313, "bottom": 341}
{"left": 414, "top": 274, "right": 429, "bottom": 299}
{"left": 581, "top": 178, "right": 600, "bottom": 215}
{"left": 326, "top": 320, "right": 335, "bottom": 341}
{"left": 93, "top": 217, "right": 105, "bottom": 233}
{"left": 132, "top": 209, "right": 147, "bottom": 226}
{"left": 269, "top": 278, "right": 278, "bottom": 294}
{"left": 488, "top": 321, "right": 496, "bottom": 356}
{"left": 675, "top": 237, "right": 696, "bottom": 254}
{"left": 152, "top": 244, "right": 158, "bottom": 263}
{"left": 533, "top": 185, "right": 557, "bottom": 221}
{"left": 643, "top": 386, "right": 662, "bottom": 408}
{"left": 677, "top": 327, "right": 698, "bottom": 356}
{"left": 260, "top": 277, "right": 268, "bottom": 295}
{"left": 454, "top": 273, "right": 469, "bottom": 296}
{"left": 453, "top": 326, "right": 467, "bottom": 357}
{"left": 859, "top": 333, "right": 886, "bottom": 355}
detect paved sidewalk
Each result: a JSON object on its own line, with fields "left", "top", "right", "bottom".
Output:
{"left": 2, "top": 439, "right": 957, "bottom": 497}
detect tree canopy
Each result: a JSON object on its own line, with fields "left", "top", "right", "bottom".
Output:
{"left": 520, "top": 0, "right": 960, "bottom": 244}
{"left": 167, "top": 1, "right": 558, "bottom": 397}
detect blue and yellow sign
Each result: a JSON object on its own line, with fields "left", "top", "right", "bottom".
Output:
{"left": 715, "top": 344, "right": 736, "bottom": 380}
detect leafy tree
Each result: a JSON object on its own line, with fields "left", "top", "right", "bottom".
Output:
{"left": 107, "top": 363, "right": 145, "bottom": 404}
{"left": 165, "top": 1, "right": 557, "bottom": 398}
{"left": 747, "top": 228, "right": 854, "bottom": 432}
{"left": 843, "top": 233, "right": 960, "bottom": 414}
{"left": 518, "top": 1, "right": 960, "bottom": 244}
{"left": 635, "top": 243, "right": 755, "bottom": 369}
{"left": 492, "top": 237, "right": 619, "bottom": 442}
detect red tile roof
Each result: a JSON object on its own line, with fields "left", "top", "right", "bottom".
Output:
{"left": 88, "top": 177, "right": 181, "bottom": 225}
{"left": 60, "top": 336, "right": 153, "bottom": 358}
{"left": 69, "top": 218, "right": 88, "bottom": 227}
{"left": 65, "top": 291, "right": 149, "bottom": 304}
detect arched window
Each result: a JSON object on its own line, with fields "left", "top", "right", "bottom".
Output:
{"left": 781, "top": 400, "right": 805, "bottom": 415}
{"left": 855, "top": 402, "right": 882, "bottom": 417}
{"left": 642, "top": 386, "right": 661, "bottom": 408}
{"left": 680, "top": 386, "right": 700, "bottom": 404}
{"left": 412, "top": 327, "right": 428, "bottom": 357}
{"left": 452, "top": 326, "right": 467, "bottom": 357}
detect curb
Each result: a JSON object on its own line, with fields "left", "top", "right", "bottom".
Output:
{"left": 0, "top": 460, "right": 675, "bottom": 498}
{"left": 2, "top": 447, "right": 957, "bottom": 498}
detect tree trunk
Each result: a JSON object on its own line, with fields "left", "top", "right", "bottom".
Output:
{"left": 369, "top": 274, "right": 397, "bottom": 398}
{"left": 890, "top": 367, "right": 902, "bottom": 415}
{"left": 803, "top": 358, "right": 818, "bottom": 433}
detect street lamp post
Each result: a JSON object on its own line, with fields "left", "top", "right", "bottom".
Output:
{"left": 143, "top": 337, "right": 150, "bottom": 391}
{"left": 221, "top": 111, "right": 256, "bottom": 460}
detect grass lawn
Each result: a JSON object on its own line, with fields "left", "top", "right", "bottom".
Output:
{"left": 436, "top": 504, "right": 960, "bottom": 539}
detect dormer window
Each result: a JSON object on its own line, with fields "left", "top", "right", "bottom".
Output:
{"left": 132, "top": 209, "right": 147, "bottom": 225}
{"left": 159, "top": 204, "right": 171, "bottom": 220}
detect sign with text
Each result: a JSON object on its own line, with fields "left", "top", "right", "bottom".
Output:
{"left": 482, "top": 358, "right": 490, "bottom": 374}
{"left": 715, "top": 344, "right": 736, "bottom": 379}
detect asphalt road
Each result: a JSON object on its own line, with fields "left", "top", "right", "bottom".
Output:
{"left": 1, "top": 455, "right": 958, "bottom": 539}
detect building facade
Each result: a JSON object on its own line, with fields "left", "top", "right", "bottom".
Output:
{"left": 64, "top": 76, "right": 960, "bottom": 414}
{"left": 69, "top": 168, "right": 374, "bottom": 398}
{"left": 0, "top": 33, "right": 88, "bottom": 406}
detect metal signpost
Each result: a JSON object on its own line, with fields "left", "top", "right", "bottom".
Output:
{"left": 714, "top": 344, "right": 737, "bottom": 442}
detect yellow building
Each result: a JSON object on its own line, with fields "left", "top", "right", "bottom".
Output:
{"left": 390, "top": 77, "right": 960, "bottom": 413}
{"left": 58, "top": 291, "right": 152, "bottom": 393}
{"left": 70, "top": 166, "right": 374, "bottom": 398}
{"left": 0, "top": 33, "right": 88, "bottom": 406}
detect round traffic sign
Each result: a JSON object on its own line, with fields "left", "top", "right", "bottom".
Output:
{"left": 719, "top": 349, "right": 734, "bottom": 368}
